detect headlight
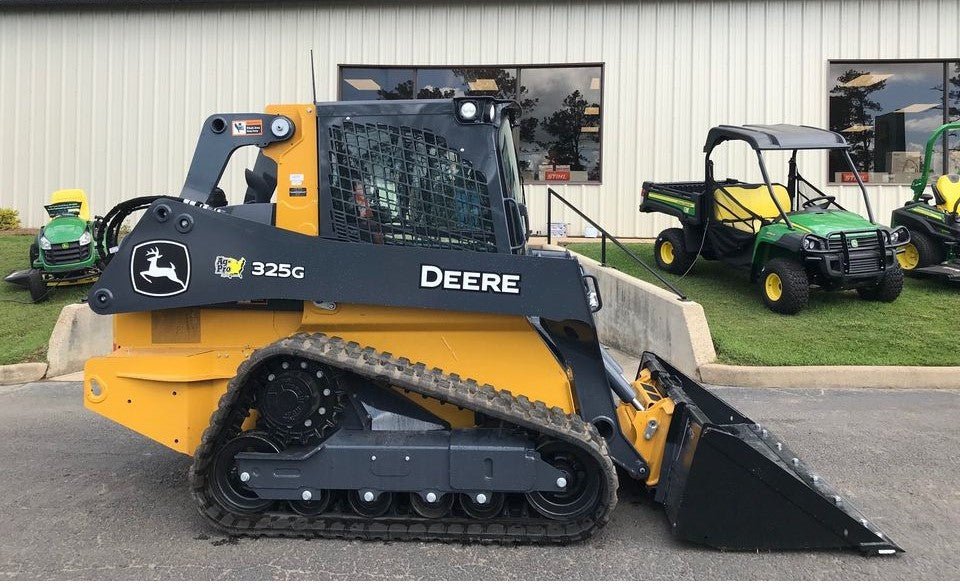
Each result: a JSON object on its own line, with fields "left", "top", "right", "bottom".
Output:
{"left": 889, "top": 227, "right": 909, "bottom": 244}
{"left": 39, "top": 235, "right": 51, "bottom": 250}
{"left": 458, "top": 101, "right": 478, "bottom": 121}
{"left": 802, "top": 235, "right": 827, "bottom": 251}
{"left": 78, "top": 231, "right": 92, "bottom": 246}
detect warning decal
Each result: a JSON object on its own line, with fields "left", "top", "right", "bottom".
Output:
{"left": 232, "top": 119, "right": 263, "bottom": 136}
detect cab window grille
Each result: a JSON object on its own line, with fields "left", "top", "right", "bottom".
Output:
{"left": 328, "top": 121, "right": 498, "bottom": 252}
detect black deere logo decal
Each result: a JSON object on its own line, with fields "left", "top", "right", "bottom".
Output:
{"left": 419, "top": 264, "right": 521, "bottom": 295}
{"left": 130, "top": 240, "right": 190, "bottom": 297}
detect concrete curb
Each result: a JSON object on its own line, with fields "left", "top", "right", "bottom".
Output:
{"left": 538, "top": 245, "right": 716, "bottom": 379}
{"left": 45, "top": 303, "right": 112, "bottom": 378}
{"left": 699, "top": 362, "right": 960, "bottom": 389}
{"left": 0, "top": 362, "right": 48, "bottom": 386}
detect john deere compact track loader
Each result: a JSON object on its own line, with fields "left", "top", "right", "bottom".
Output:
{"left": 84, "top": 98, "right": 900, "bottom": 554}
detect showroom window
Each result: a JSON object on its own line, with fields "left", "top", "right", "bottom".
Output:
{"left": 827, "top": 60, "right": 960, "bottom": 184}
{"left": 339, "top": 64, "right": 603, "bottom": 183}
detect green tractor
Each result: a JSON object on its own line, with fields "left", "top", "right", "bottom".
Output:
{"left": 4, "top": 189, "right": 102, "bottom": 301}
{"left": 890, "top": 122, "right": 960, "bottom": 282}
{"left": 640, "top": 124, "right": 909, "bottom": 314}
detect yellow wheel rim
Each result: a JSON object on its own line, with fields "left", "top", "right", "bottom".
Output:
{"left": 764, "top": 272, "right": 783, "bottom": 302}
{"left": 660, "top": 240, "right": 675, "bottom": 265}
{"left": 897, "top": 243, "right": 919, "bottom": 271}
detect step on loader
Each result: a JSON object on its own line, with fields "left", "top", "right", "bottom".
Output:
{"left": 84, "top": 98, "right": 900, "bottom": 554}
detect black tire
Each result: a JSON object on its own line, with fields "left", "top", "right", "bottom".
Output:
{"left": 758, "top": 257, "right": 809, "bottom": 315}
{"left": 857, "top": 264, "right": 904, "bottom": 302}
{"left": 897, "top": 230, "right": 943, "bottom": 272}
{"left": 654, "top": 228, "right": 695, "bottom": 274}
{"left": 29, "top": 242, "right": 39, "bottom": 266}
{"left": 27, "top": 269, "right": 48, "bottom": 303}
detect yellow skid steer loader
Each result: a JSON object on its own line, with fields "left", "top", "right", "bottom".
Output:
{"left": 84, "top": 98, "right": 900, "bottom": 554}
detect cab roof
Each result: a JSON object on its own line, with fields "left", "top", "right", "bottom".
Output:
{"left": 704, "top": 124, "right": 849, "bottom": 153}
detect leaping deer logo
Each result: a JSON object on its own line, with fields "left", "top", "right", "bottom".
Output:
{"left": 139, "top": 246, "right": 185, "bottom": 287}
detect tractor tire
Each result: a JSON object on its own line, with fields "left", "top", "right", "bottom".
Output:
{"left": 27, "top": 269, "right": 48, "bottom": 303}
{"left": 857, "top": 264, "right": 904, "bottom": 302}
{"left": 759, "top": 257, "right": 809, "bottom": 315}
{"left": 897, "top": 231, "right": 942, "bottom": 272}
{"left": 29, "top": 242, "right": 39, "bottom": 266}
{"left": 654, "top": 228, "right": 695, "bottom": 274}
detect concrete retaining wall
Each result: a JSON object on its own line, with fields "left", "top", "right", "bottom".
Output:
{"left": 564, "top": 249, "right": 716, "bottom": 378}
{"left": 46, "top": 303, "right": 112, "bottom": 378}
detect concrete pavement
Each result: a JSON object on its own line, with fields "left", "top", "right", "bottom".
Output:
{"left": 0, "top": 379, "right": 957, "bottom": 580}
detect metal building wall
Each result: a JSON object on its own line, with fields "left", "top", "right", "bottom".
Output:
{"left": 1, "top": 0, "right": 957, "bottom": 236}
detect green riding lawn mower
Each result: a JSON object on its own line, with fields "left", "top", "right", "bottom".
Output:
{"left": 890, "top": 122, "right": 960, "bottom": 283}
{"left": 639, "top": 124, "right": 909, "bottom": 314}
{"left": 3, "top": 189, "right": 102, "bottom": 302}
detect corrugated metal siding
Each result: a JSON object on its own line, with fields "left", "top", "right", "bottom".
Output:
{"left": 1, "top": 0, "right": 958, "bottom": 235}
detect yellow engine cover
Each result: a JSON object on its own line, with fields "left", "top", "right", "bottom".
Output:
{"left": 84, "top": 304, "right": 575, "bottom": 455}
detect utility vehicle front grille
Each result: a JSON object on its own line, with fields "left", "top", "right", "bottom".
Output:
{"left": 327, "top": 121, "right": 498, "bottom": 253}
{"left": 43, "top": 242, "right": 91, "bottom": 265}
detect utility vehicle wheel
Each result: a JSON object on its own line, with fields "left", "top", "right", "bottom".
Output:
{"left": 897, "top": 231, "right": 942, "bottom": 272}
{"left": 759, "top": 258, "right": 809, "bottom": 315}
{"left": 29, "top": 243, "right": 39, "bottom": 266}
{"left": 654, "top": 228, "right": 695, "bottom": 274}
{"left": 857, "top": 264, "right": 904, "bottom": 302}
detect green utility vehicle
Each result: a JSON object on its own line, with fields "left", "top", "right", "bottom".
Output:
{"left": 4, "top": 189, "right": 101, "bottom": 301}
{"left": 890, "top": 122, "right": 960, "bottom": 282}
{"left": 639, "top": 124, "right": 909, "bottom": 314}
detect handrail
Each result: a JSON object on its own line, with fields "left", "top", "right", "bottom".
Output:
{"left": 545, "top": 188, "right": 686, "bottom": 300}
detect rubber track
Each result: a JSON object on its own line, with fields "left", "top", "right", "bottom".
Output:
{"left": 188, "top": 332, "right": 619, "bottom": 544}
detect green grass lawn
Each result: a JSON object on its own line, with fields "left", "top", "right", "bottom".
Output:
{"left": 568, "top": 242, "right": 960, "bottom": 366}
{"left": 0, "top": 234, "right": 92, "bottom": 365}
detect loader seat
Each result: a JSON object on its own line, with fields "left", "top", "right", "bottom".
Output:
{"left": 932, "top": 174, "right": 960, "bottom": 215}
{"left": 714, "top": 184, "right": 791, "bottom": 233}
{"left": 49, "top": 189, "right": 90, "bottom": 221}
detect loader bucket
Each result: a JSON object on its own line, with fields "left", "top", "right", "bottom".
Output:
{"left": 642, "top": 354, "right": 902, "bottom": 555}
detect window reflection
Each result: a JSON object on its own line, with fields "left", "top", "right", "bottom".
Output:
{"left": 338, "top": 64, "right": 604, "bottom": 183}
{"left": 517, "top": 67, "right": 602, "bottom": 183}
{"left": 340, "top": 68, "right": 415, "bottom": 100}
{"left": 415, "top": 68, "right": 518, "bottom": 99}
{"left": 828, "top": 62, "right": 946, "bottom": 184}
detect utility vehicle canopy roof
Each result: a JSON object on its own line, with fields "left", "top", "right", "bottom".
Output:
{"left": 704, "top": 124, "right": 849, "bottom": 152}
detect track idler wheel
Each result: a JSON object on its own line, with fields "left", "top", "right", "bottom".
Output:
{"left": 209, "top": 432, "right": 281, "bottom": 515}
{"left": 459, "top": 492, "right": 505, "bottom": 520}
{"left": 348, "top": 490, "right": 393, "bottom": 518}
{"left": 410, "top": 492, "right": 454, "bottom": 519}
{"left": 288, "top": 490, "right": 334, "bottom": 516}
{"left": 525, "top": 441, "right": 602, "bottom": 521}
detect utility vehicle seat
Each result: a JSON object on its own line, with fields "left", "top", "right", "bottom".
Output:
{"left": 932, "top": 174, "right": 960, "bottom": 214}
{"left": 714, "top": 184, "right": 790, "bottom": 233}
{"left": 49, "top": 188, "right": 90, "bottom": 221}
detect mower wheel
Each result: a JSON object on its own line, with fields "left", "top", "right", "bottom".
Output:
{"left": 897, "top": 231, "right": 942, "bottom": 272}
{"left": 29, "top": 243, "right": 39, "bottom": 266}
{"left": 857, "top": 264, "right": 904, "bottom": 302}
{"left": 654, "top": 228, "right": 695, "bottom": 274}
{"left": 27, "top": 269, "right": 48, "bottom": 303}
{"left": 759, "top": 258, "right": 809, "bottom": 315}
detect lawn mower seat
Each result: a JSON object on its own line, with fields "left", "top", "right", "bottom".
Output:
{"left": 932, "top": 174, "right": 960, "bottom": 215}
{"left": 49, "top": 189, "right": 90, "bottom": 221}
{"left": 714, "top": 184, "right": 790, "bottom": 233}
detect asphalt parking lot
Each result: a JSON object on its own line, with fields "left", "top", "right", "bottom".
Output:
{"left": 1, "top": 378, "right": 958, "bottom": 580}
